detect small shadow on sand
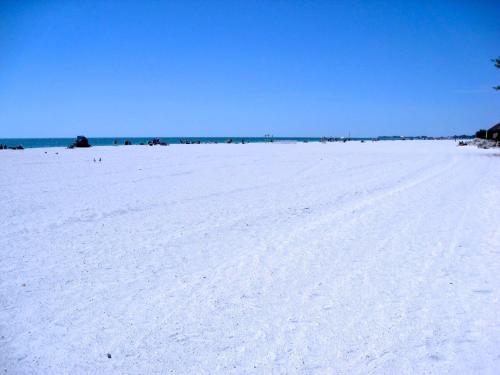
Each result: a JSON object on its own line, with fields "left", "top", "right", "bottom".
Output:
{"left": 473, "top": 289, "right": 492, "bottom": 294}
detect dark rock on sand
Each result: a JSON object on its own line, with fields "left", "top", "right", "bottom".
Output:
{"left": 69, "top": 136, "right": 91, "bottom": 148}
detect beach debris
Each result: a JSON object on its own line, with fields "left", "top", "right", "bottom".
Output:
{"left": 107, "top": 353, "right": 111, "bottom": 359}
{"left": 180, "top": 139, "right": 200, "bottom": 144}
{"left": 148, "top": 138, "right": 168, "bottom": 146}
{"left": 3, "top": 144, "right": 24, "bottom": 150}
{"left": 320, "top": 137, "right": 342, "bottom": 142}
{"left": 68, "top": 135, "right": 91, "bottom": 148}
{"left": 470, "top": 138, "right": 498, "bottom": 149}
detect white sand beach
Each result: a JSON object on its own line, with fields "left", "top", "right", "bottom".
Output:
{"left": 1, "top": 141, "right": 499, "bottom": 374}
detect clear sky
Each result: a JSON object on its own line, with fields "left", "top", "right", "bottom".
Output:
{"left": 0, "top": 0, "right": 499, "bottom": 138}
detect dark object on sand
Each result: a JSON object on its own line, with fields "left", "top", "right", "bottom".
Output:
{"left": 226, "top": 138, "right": 233, "bottom": 144}
{"left": 107, "top": 353, "right": 111, "bottom": 359}
{"left": 148, "top": 138, "right": 169, "bottom": 146}
{"left": 69, "top": 136, "right": 91, "bottom": 148}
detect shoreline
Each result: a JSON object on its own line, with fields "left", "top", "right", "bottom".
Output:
{"left": 0, "top": 136, "right": 474, "bottom": 150}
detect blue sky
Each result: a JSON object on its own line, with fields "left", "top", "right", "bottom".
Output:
{"left": 0, "top": 0, "right": 498, "bottom": 137}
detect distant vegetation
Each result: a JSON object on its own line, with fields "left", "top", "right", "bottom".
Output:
{"left": 475, "top": 129, "right": 487, "bottom": 139}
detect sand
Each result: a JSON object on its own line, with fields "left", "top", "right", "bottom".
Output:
{"left": 1, "top": 141, "right": 499, "bottom": 374}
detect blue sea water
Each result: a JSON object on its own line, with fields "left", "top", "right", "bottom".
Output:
{"left": 0, "top": 135, "right": 454, "bottom": 149}
{"left": 0, "top": 137, "right": 336, "bottom": 148}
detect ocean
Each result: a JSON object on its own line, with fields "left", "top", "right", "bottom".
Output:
{"left": 0, "top": 137, "right": 357, "bottom": 148}
{"left": 0, "top": 135, "right": 455, "bottom": 149}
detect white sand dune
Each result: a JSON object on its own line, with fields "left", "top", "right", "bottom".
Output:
{"left": 1, "top": 141, "right": 499, "bottom": 374}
